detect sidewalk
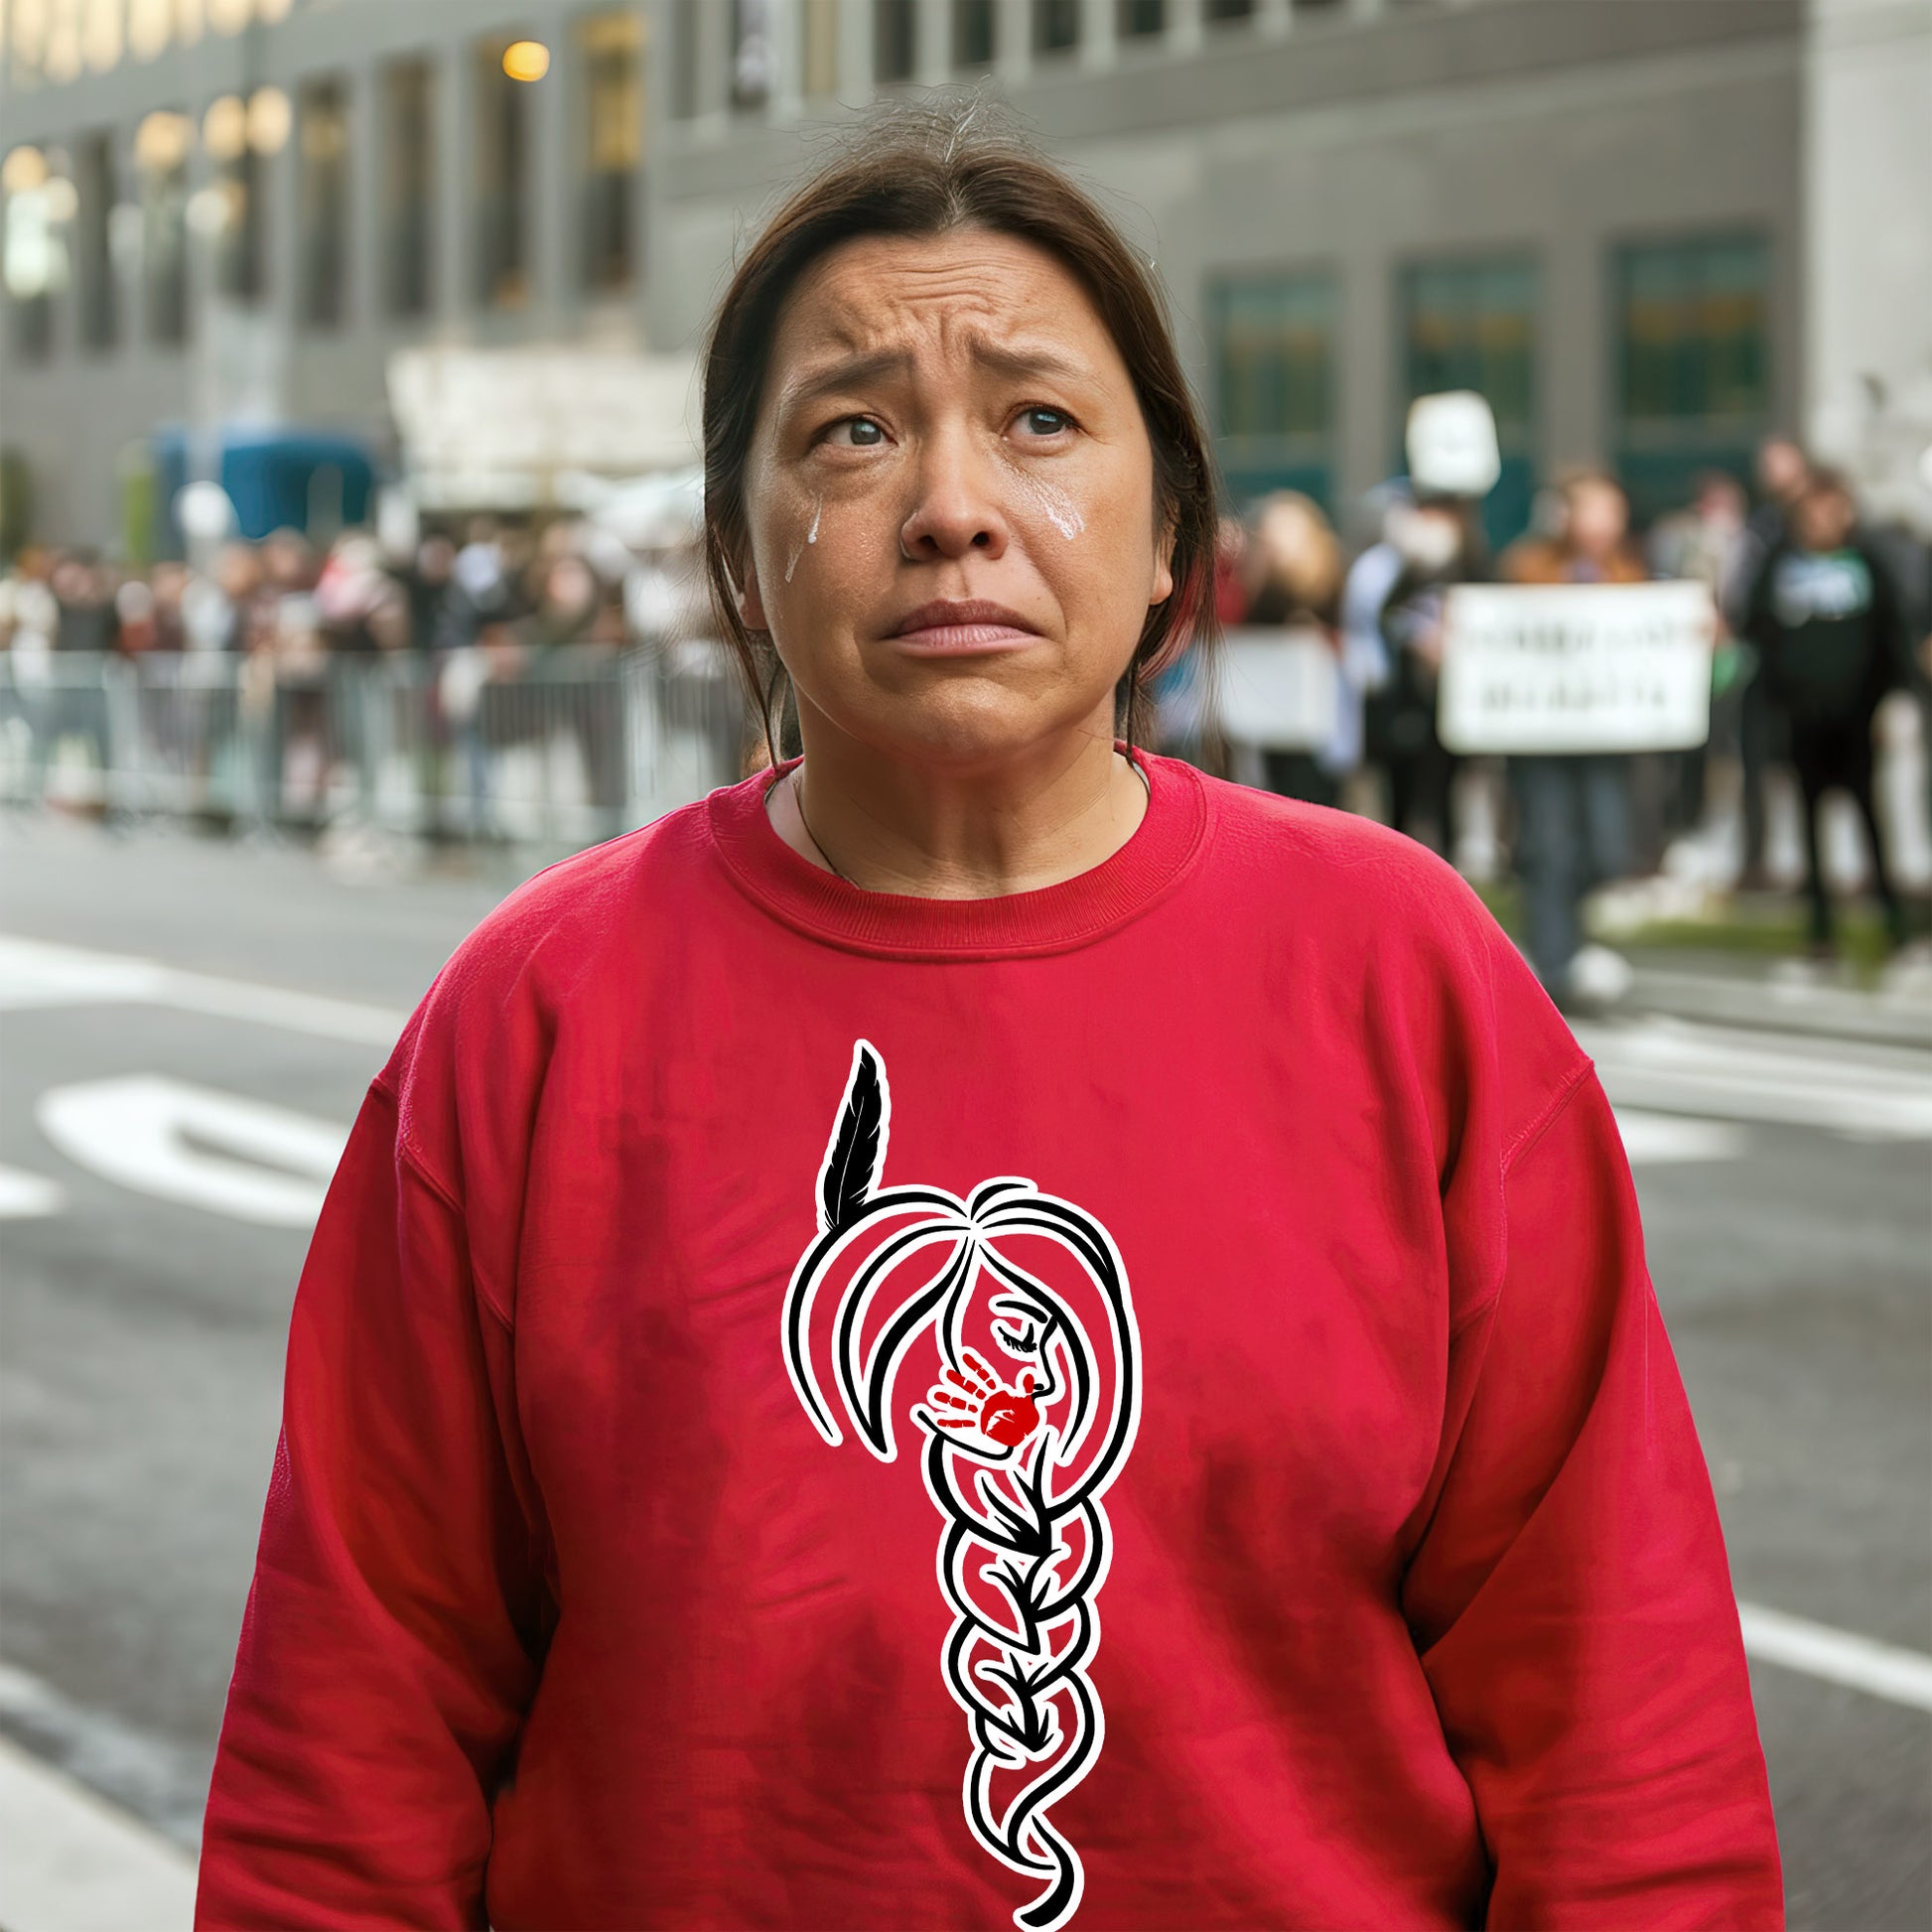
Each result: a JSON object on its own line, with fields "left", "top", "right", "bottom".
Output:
{"left": 1474, "top": 870, "right": 1932, "bottom": 1049}
{"left": 1619, "top": 946, "right": 1932, "bottom": 1050}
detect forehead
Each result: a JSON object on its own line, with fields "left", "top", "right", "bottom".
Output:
{"left": 764, "top": 228, "right": 1122, "bottom": 389}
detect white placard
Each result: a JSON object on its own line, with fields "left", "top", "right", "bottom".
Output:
{"left": 1406, "top": 391, "right": 1501, "bottom": 498}
{"left": 1215, "top": 627, "right": 1340, "bottom": 751}
{"left": 1438, "top": 582, "right": 1716, "bottom": 755}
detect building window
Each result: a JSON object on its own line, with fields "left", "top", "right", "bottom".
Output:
{"left": 381, "top": 59, "right": 433, "bottom": 319}
{"left": 204, "top": 94, "right": 265, "bottom": 302}
{"left": 731, "top": 0, "right": 769, "bottom": 108}
{"left": 474, "top": 37, "right": 530, "bottom": 308}
{"left": 875, "top": 0, "right": 913, "bottom": 82}
{"left": 801, "top": 0, "right": 841, "bottom": 94}
{"left": 1399, "top": 254, "right": 1539, "bottom": 545}
{"left": 1613, "top": 231, "right": 1769, "bottom": 518}
{"left": 134, "top": 109, "right": 191, "bottom": 345}
{"left": 955, "top": 0, "right": 994, "bottom": 69}
{"left": 1034, "top": 0, "right": 1079, "bottom": 55}
{"left": 1207, "top": 268, "right": 1336, "bottom": 511}
{"left": 1119, "top": 0, "right": 1166, "bottom": 36}
{"left": 580, "top": 11, "right": 641, "bottom": 294}
{"left": 75, "top": 129, "right": 118, "bottom": 349}
{"left": 2, "top": 146, "right": 65, "bottom": 362}
{"left": 297, "top": 75, "right": 349, "bottom": 328}
{"left": 1205, "top": 0, "right": 1254, "bottom": 21}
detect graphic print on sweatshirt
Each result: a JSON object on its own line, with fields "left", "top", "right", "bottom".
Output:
{"left": 782, "top": 1040, "right": 1143, "bottom": 1932}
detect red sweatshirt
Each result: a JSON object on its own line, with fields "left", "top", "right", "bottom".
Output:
{"left": 197, "top": 752, "right": 1782, "bottom": 1931}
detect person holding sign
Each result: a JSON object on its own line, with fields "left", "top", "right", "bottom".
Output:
{"left": 1498, "top": 469, "right": 1649, "bottom": 1006}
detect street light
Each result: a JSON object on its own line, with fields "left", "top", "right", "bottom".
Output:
{"left": 502, "top": 40, "right": 550, "bottom": 81}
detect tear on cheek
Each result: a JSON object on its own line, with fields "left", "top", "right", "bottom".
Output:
{"left": 784, "top": 494, "right": 825, "bottom": 584}
{"left": 1003, "top": 467, "right": 1086, "bottom": 540}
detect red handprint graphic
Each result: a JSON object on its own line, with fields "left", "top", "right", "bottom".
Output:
{"left": 927, "top": 1351, "right": 1041, "bottom": 1449}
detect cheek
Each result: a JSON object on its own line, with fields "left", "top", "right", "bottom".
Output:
{"left": 1022, "top": 470, "right": 1160, "bottom": 628}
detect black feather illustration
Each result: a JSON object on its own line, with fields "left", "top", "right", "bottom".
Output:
{"left": 820, "top": 1042, "right": 887, "bottom": 1231}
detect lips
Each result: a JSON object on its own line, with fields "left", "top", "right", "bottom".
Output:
{"left": 888, "top": 599, "right": 1042, "bottom": 654}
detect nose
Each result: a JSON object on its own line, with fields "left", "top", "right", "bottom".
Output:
{"left": 898, "top": 423, "right": 1010, "bottom": 562}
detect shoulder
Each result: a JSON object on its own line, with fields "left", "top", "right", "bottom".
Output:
{"left": 374, "top": 798, "right": 715, "bottom": 1143}
{"left": 446, "top": 801, "right": 711, "bottom": 1005}
{"left": 1187, "top": 765, "right": 1587, "bottom": 1108}
{"left": 1498, "top": 537, "right": 1563, "bottom": 584}
{"left": 1194, "top": 768, "right": 1492, "bottom": 947}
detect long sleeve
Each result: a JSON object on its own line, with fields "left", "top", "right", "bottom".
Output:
{"left": 196, "top": 1073, "right": 549, "bottom": 1929}
{"left": 1402, "top": 1067, "right": 1783, "bottom": 1930}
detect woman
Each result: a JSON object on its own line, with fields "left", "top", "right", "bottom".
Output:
{"left": 1235, "top": 489, "right": 1346, "bottom": 807}
{"left": 197, "top": 104, "right": 1781, "bottom": 1931}
{"left": 1499, "top": 469, "right": 1650, "bottom": 1007}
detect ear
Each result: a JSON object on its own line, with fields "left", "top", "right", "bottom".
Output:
{"left": 1149, "top": 508, "right": 1178, "bottom": 608}
{"left": 738, "top": 553, "right": 767, "bottom": 631}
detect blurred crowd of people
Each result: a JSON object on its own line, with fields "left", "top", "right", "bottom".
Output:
{"left": 0, "top": 513, "right": 706, "bottom": 672}
{"left": 1172, "top": 436, "right": 1932, "bottom": 1007}
{"left": 3, "top": 439, "right": 1929, "bottom": 1003}
{"left": 0, "top": 510, "right": 715, "bottom": 836}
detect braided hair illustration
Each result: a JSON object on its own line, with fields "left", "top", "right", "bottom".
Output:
{"left": 781, "top": 1040, "right": 1143, "bottom": 1932}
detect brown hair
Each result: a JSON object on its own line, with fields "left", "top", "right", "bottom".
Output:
{"left": 698, "top": 92, "right": 1221, "bottom": 765}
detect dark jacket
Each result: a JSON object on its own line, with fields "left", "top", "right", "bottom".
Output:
{"left": 1742, "top": 537, "right": 1912, "bottom": 727}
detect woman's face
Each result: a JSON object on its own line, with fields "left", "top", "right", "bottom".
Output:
{"left": 737, "top": 227, "right": 1175, "bottom": 769}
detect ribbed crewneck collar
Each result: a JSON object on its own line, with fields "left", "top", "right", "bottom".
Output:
{"left": 704, "top": 747, "right": 1207, "bottom": 960}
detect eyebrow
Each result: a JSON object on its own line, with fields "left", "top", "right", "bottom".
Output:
{"left": 775, "top": 340, "right": 1096, "bottom": 419}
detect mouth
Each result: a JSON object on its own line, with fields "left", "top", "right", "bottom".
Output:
{"left": 887, "top": 600, "right": 1044, "bottom": 656}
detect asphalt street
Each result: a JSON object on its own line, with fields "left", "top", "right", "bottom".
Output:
{"left": 1, "top": 810, "right": 1927, "bottom": 1929}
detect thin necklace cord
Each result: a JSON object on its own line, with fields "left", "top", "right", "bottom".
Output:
{"left": 790, "top": 755, "right": 1150, "bottom": 890}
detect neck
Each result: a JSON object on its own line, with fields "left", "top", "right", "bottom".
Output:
{"left": 765, "top": 700, "right": 1150, "bottom": 898}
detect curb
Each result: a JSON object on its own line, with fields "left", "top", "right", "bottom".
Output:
{"left": 1624, "top": 965, "right": 1932, "bottom": 1050}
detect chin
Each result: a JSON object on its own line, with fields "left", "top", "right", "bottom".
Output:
{"left": 852, "top": 681, "right": 1105, "bottom": 771}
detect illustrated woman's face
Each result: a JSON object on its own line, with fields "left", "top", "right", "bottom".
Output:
{"left": 737, "top": 227, "right": 1175, "bottom": 769}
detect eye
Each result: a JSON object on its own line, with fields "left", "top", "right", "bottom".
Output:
{"left": 1015, "top": 405, "right": 1073, "bottom": 439}
{"left": 821, "top": 416, "right": 886, "bottom": 448}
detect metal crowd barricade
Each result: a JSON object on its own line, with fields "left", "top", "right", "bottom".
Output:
{"left": 0, "top": 640, "right": 753, "bottom": 851}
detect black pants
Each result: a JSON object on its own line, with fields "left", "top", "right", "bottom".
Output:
{"left": 1262, "top": 750, "right": 1337, "bottom": 809}
{"left": 1790, "top": 715, "right": 1906, "bottom": 947}
{"left": 1386, "top": 737, "right": 1457, "bottom": 854}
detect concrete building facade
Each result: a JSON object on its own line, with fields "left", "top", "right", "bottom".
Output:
{"left": 2, "top": 0, "right": 1926, "bottom": 552}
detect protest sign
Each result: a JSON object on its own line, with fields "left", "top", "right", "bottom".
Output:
{"left": 1216, "top": 627, "right": 1339, "bottom": 752}
{"left": 1437, "top": 581, "right": 1716, "bottom": 754}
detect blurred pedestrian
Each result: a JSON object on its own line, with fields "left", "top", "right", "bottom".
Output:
{"left": 1730, "top": 436, "right": 1813, "bottom": 885}
{"left": 1363, "top": 489, "right": 1484, "bottom": 853}
{"left": 1648, "top": 471, "right": 1750, "bottom": 840}
{"left": 405, "top": 533, "right": 456, "bottom": 654}
{"left": 41, "top": 552, "right": 120, "bottom": 810}
{"left": 315, "top": 531, "right": 408, "bottom": 655}
{"left": 1500, "top": 468, "right": 1647, "bottom": 1007}
{"left": 1741, "top": 467, "right": 1914, "bottom": 955}
{"left": 1240, "top": 489, "right": 1343, "bottom": 805}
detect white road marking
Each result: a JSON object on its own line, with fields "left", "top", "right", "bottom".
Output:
{"left": 0, "top": 1163, "right": 67, "bottom": 1218}
{"left": 0, "top": 1732, "right": 196, "bottom": 1932}
{"left": 1613, "top": 1109, "right": 1749, "bottom": 1166}
{"left": 1580, "top": 1015, "right": 1932, "bottom": 1141}
{"left": 37, "top": 1076, "right": 348, "bottom": 1228}
{"left": 5, "top": 932, "right": 1927, "bottom": 1149}
{"left": 1737, "top": 1601, "right": 1932, "bottom": 1713}
{"left": 0, "top": 933, "right": 406, "bottom": 1043}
